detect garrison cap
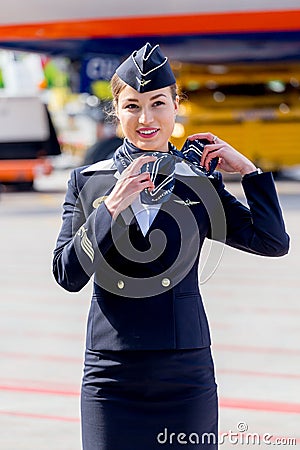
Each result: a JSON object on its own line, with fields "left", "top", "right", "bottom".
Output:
{"left": 115, "top": 43, "right": 176, "bottom": 93}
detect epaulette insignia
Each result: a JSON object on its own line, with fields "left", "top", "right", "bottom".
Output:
{"left": 77, "top": 225, "right": 94, "bottom": 262}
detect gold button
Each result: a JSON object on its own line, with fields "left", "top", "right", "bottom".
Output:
{"left": 117, "top": 280, "right": 125, "bottom": 289}
{"left": 161, "top": 277, "right": 171, "bottom": 287}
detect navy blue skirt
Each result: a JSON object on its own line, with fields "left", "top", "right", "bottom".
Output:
{"left": 81, "top": 347, "right": 218, "bottom": 450}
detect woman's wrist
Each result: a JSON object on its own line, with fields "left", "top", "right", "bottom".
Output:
{"left": 239, "top": 163, "right": 258, "bottom": 176}
{"left": 242, "top": 167, "right": 263, "bottom": 179}
{"left": 104, "top": 199, "right": 119, "bottom": 219}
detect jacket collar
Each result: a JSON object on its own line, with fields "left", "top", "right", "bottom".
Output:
{"left": 80, "top": 158, "right": 117, "bottom": 174}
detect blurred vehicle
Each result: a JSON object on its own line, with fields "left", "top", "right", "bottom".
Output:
{"left": 171, "top": 63, "right": 300, "bottom": 171}
{"left": 0, "top": 96, "right": 61, "bottom": 188}
{"left": 0, "top": 1, "right": 299, "bottom": 65}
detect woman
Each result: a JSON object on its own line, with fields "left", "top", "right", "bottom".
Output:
{"left": 53, "top": 43, "right": 289, "bottom": 450}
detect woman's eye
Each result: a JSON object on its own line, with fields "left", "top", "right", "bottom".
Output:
{"left": 125, "top": 104, "right": 138, "bottom": 109}
{"left": 153, "top": 101, "right": 164, "bottom": 107}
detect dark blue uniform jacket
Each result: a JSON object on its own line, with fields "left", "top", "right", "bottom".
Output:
{"left": 53, "top": 158, "right": 289, "bottom": 351}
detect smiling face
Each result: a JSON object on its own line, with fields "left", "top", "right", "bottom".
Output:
{"left": 116, "top": 84, "right": 179, "bottom": 152}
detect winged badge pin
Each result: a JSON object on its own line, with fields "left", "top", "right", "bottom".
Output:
{"left": 173, "top": 199, "right": 201, "bottom": 206}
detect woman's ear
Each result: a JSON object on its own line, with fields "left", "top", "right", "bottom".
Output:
{"left": 174, "top": 95, "right": 180, "bottom": 115}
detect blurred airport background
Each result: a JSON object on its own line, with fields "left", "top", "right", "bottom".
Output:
{"left": 4, "top": 50, "right": 300, "bottom": 192}
{"left": 0, "top": 1, "right": 300, "bottom": 449}
{"left": 1, "top": 1, "right": 300, "bottom": 190}
{"left": 2, "top": 51, "right": 300, "bottom": 188}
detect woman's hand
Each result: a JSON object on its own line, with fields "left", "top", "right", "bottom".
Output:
{"left": 104, "top": 155, "right": 157, "bottom": 219}
{"left": 187, "top": 132, "right": 257, "bottom": 176}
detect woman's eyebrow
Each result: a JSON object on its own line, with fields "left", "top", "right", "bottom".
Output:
{"left": 123, "top": 98, "right": 139, "bottom": 103}
{"left": 150, "top": 94, "right": 167, "bottom": 100}
{"left": 122, "top": 93, "right": 167, "bottom": 103}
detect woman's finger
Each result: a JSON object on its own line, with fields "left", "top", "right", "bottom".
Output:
{"left": 125, "top": 154, "right": 157, "bottom": 175}
{"left": 124, "top": 172, "right": 155, "bottom": 192}
{"left": 133, "top": 171, "right": 152, "bottom": 182}
{"left": 200, "top": 144, "right": 224, "bottom": 167}
{"left": 187, "top": 132, "right": 218, "bottom": 144}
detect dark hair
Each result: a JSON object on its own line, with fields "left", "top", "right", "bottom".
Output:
{"left": 110, "top": 73, "right": 179, "bottom": 110}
